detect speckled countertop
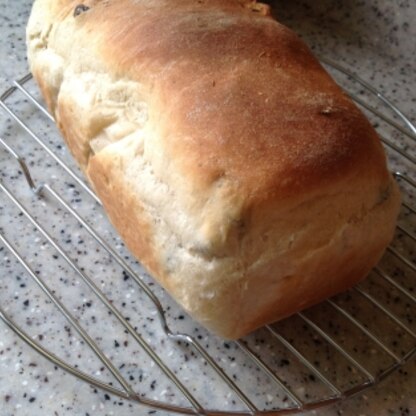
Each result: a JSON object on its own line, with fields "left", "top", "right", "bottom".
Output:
{"left": 0, "top": 1, "right": 415, "bottom": 416}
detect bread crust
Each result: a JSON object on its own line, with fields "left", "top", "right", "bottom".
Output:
{"left": 27, "top": 0, "right": 400, "bottom": 338}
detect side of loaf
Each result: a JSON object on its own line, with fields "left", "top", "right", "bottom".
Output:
{"left": 27, "top": 0, "right": 401, "bottom": 339}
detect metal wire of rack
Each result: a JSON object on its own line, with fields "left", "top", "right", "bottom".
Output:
{"left": 0, "top": 58, "right": 415, "bottom": 415}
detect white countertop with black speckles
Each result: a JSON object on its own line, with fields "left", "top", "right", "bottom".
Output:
{"left": 0, "top": 1, "right": 415, "bottom": 416}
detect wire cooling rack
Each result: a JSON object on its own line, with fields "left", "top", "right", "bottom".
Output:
{"left": 0, "top": 58, "right": 415, "bottom": 415}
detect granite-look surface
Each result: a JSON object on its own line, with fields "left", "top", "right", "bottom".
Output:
{"left": 0, "top": 1, "right": 415, "bottom": 415}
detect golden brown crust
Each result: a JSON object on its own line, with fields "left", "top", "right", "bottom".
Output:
{"left": 88, "top": 0, "right": 388, "bottom": 199}
{"left": 27, "top": 0, "right": 401, "bottom": 339}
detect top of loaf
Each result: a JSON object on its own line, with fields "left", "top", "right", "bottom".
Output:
{"left": 27, "top": 0, "right": 390, "bottom": 257}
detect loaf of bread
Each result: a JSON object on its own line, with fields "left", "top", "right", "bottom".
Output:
{"left": 27, "top": 0, "right": 400, "bottom": 339}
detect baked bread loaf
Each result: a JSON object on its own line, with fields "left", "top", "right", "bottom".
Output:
{"left": 27, "top": 0, "right": 401, "bottom": 339}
